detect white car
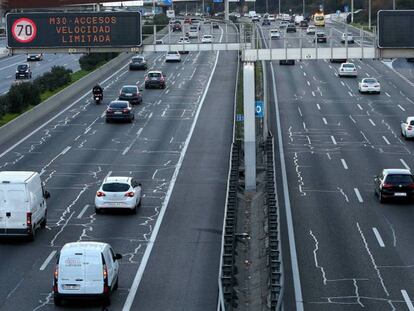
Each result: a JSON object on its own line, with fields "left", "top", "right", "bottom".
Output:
{"left": 338, "top": 62, "right": 357, "bottom": 77}
{"left": 188, "top": 26, "right": 199, "bottom": 38}
{"left": 201, "top": 34, "right": 213, "bottom": 43}
{"left": 279, "top": 21, "right": 289, "bottom": 28}
{"left": 178, "top": 37, "right": 190, "bottom": 44}
{"left": 306, "top": 25, "right": 316, "bottom": 34}
{"left": 165, "top": 51, "right": 182, "bottom": 62}
{"left": 401, "top": 117, "right": 414, "bottom": 139}
{"left": 270, "top": 29, "right": 280, "bottom": 39}
{"left": 341, "top": 32, "right": 354, "bottom": 43}
{"left": 53, "top": 242, "right": 122, "bottom": 306}
{"left": 95, "top": 176, "right": 142, "bottom": 214}
{"left": 268, "top": 14, "right": 275, "bottom": 21}
{"left": 358, "top": 78, "right": 381, "bottom": 94}
{"left": 252, "top": 15, "right": 260, "bottom": 22}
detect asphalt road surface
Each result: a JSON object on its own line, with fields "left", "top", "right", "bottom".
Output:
{"left": 0, "top": 24, "right": 237, "bottom": 311}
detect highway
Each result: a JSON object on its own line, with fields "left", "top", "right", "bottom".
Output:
{"left": 0, "top": 23, "right": 237, "bottom": 311}
{"left": 261, "top": 18, "right": 414, "bottom": 310}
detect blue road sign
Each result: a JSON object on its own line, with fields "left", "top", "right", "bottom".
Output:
{"left": 163, "top": 0, "right": 172, "bottom": 5}
{"left": 255, "top": 101, "right": 264, "bottom": 118}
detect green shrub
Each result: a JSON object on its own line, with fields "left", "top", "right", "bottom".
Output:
{"left": 34, "top": 66, "right": 72, "bottom": 92}
{"left": 0, "top": 95, "right": 8, "bottom": 118}
{"left": 79, "top": 52, "right": 119, "bottom": 71}
{"left": 7, "top": 82, "right": 41, "bottom": 114}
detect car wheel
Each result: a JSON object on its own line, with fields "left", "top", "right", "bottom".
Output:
{"left": 379, "top": 193, "right": 385, "bottom": 203}
{"left": 28, "top": 226, "right": 35, "bottom": 241}
{"left": 106, "top": 119, "right": 110, "bottom": 123}
{"left": 40, "top": 213, "right": 47, "bottom": 228}
{"left": 54, "top": 296, "right": 63, "bottom": 306}
{"left": 95, "top": 207, "right": 101, "bottom": 214}
{"left": 114, "top": 277, "right": 119, "bottom": 291}
{"left": 131, "top": 205, "right": 137, "bottom": 214}
{"left": 103, "top": 295, "right": 111, "bottom": 306}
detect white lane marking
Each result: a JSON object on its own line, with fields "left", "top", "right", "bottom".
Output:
{"left": 0, "top": 60, "right": 130, "bottom": 160}
{"left": 60, "top": 146, "right": 71, "bottom": 155}
{"left": 357, "top": 104, "right": 363, "bottom": 110}
{"left": 77, "top": 204, "right": 90, "bottom": 219}
{"left": 400, "top": 159, "right": 410, "bottom": 170}
{"left": 382, "top": 136, "right": 390, "bottom": 145}
{"left": 307, "top": 81, "right": 310, "bottom": 86}
{"left": 303, "top": 72, "right": 307, "bottom": 77}
{"left": 122, "top": 146, "right": 130, "bottom": 155}
{"left": 365, "top": 72, "right": 370, "bottom": 77}
{"left": 348, "top": 91, "right": 353, "bottom": 97}
{"left": 298, "top": 107, "right": 303, "bottom": 117}
{"left": 354, "top": 188, "right": 363, "bottom": 203}
{"left": 105, "top": 171, "right": 112, "bottom": 179}
{"left": 385, "top": 92, "right": 391, "bottom": 97}
{"left": 340, "top": 81, "right": 345, "bottom": 86}
{"left": 316, "top": 104, "right": 321, "bottom": 110}
{"left": 331, "top": 135, "right": 337, "bottom": 145}
{"left": 169, "top": 136, "right": 174, "bottom": 144}
{"left": 401, "top": 290, "right": 414, "bottom": 311}
{"left": 349, "top": 115, "right": 356, "bottom": 123}
{"left": 165, "top": 89, "right": 170, "bottom": 94}
{"left": 341, "top": 159, "right": 348, "bottom": 170}
{"left": 398, "top": 104, "right": 406, "bottom": 112}
{"left": 122, "top": 28, "right": 224, "bottom": 311}
{"left": 303, "top": 122, "right": 307, "bottom": 130}
{"left": 322, "top": 117, "right": 327, "bottom": 125}
{"left": 40, "top": 251, "right": 57, "bottom": 271}
{"left": 369, "top": 119, "right": 376, "bottom": 126}
{"left": 312, "top": 91, "right": 315, "bottom": 97}
{"left": 372, "top": 227, "right": 385, "bottom": 247}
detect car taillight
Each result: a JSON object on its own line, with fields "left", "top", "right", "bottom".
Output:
{"left": 123, "top": 108, "right": 130, "bottom": 113}
{"left": 382, "top": 183, "right": 393, "bottom": 189}
{"left": 106, "top": 109, "right": 113, "bottom": 114}
{"left": 408, "top": 183, "right": 414, "bottom": 189}
{"left": 26, "top": 212, "right": 32, "bottom": 226}
{"left": 160, "top": 77, "right": 165, "bottom": 82}
{"left": 97, "top": 191, "right": 105, "bottom": 197}
{"left": 145, "top": 76, "right": 148, "bottom": 81}
{"left": 53, "top": 265, "right": 59, "bottom": 292}
{"left": 408, "top": 126, "right": 413, "bottom": 130}
{"left": 103, "top": 264, "right": 110, "bottom": 293}
{"left": 125, "top": 191, "right": 135, "bottom": 197}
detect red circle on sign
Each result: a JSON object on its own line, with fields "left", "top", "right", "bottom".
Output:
{"left": 12, "top": 18, "right": 37, "bottom": 43}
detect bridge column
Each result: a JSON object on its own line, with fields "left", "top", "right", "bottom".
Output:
{"left": 243, "top": 61, "right": 256, "bottom": 191}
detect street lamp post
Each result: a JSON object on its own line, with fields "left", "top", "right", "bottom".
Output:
{"left": 303, "top": 0, "right": 305, "bottom": 16}
{"left": 351, "top": 0, "right": 354, "bottom": 23}
{"left": 368, "top": 0, "right": 371, "bottom": 29}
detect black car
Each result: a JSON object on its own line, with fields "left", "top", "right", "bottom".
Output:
{"left": 129, "top": 56, "right": 147, "bottom": 70}
{"left": 299, "top": 20, "right": 308, "bottom": 28}
{"left": 212, "top": 22, "right": 219, "bottom": 29}
{"left": 106, "top": 101, "right": 134, "bottom": 123}
{"left": 145, "top": 71, "right": 166, "bottom": 89}
{"left": 15, "top": 64, "right": 32, "bottom": 79}
{"left": 262, "top": 19, "right": 271, "bottom": 26}
{"left": 286, "top": 23, "right": 296, "bottom": 33}
{"left": 375, "top": 169, "right": 414, "bottom": 203}
{"left": 118, "top": 85, "right": 142, "bottom": 105}
{"left": 172, "top": 23, "right": 182, "bottom": 32}
{"left": 314, "top": 32, "right": 327, "bottom": 43}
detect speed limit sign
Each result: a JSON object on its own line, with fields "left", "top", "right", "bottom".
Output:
{"left": 11, "top": 18, "right": 37, "bottom": 43}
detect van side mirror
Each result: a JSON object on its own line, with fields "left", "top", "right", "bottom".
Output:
{"left": 44, "top": 190, "right": 50, "bottom": 199}
{"left": 114, "top": 253, "right": 122, "bottom": 260}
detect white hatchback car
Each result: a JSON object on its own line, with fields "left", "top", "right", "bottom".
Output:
{"left": 165, "top": 51, "right": 181, "bottom": 62}
{"left": 201, "top": 34, "right": 213, "bottom": 43}
{"left": 270, "top": 29, "right": 280, "bottom": 39}
{"left": 358, "top": 78, "right": 380, "bottom": 94}
{"left": 306, "top": 25, "right": 316, "bottom": 34}
{"left": 95, "top": 176, "right": 142, "bottom": 214}
{"left": 341, "top": 32, "right": 354, "bottom": 43}
{"left": 338, "top": 62, "right": 357, "bottom": 77}
{"left": 401, "top": 117, "right": 414, "bottom": 139}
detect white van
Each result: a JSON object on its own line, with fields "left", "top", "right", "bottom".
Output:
{"left": 53, "top": 242, "right": 122, "bottom": 306}
{"left": 0, "top": 171, "right": 50, "bottom": 240}
{"left": 188, "top": 26, "right": 199, "bottom": 38}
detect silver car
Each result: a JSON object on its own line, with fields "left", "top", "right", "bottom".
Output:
{"left": 338, "top": 62, "right": 357, "bottom": 77}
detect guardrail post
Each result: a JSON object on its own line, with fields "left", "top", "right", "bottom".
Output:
{"left": 243, "top": 61, "right": 256, "bottom": 191}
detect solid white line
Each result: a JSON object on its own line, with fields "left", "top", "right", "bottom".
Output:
{"left": 369, "top": 119, "right": 376, "bottom": 126}
{"left": 400, "top": 159, "right": 410, "bottom": 170}
{"left": 322, "top": 117, "right": 327, "bottom": 125}
{"left": 402, "top": 290, "right": 414, "bottom": 311}
{"left": 382, "top": 136, "right": 390, "bottom": 145}
{"left": 398, "top": 104, "right": 406, "bottom": 112}
{"left": 349, "top": 115, "right": 356, "bottom": 123}
{"left": 348, "top": 91, "right": 353, "bottom": 97}
{"left": 316, "top": 104, "right": 321, "bottom": 110}
{"left": 40, "top": 251, "right": 57, "bottom": 271}
{"left": 122, "top": 146, "right": 130, "bottom": 156}
{"left": 340, "top": 81, "right": 345, "bottom": 86}
{"left": 357, "top": 104, "right": 363, "bottom": 110}
{"left": 307, "top": 81, "right": 310, "bottom": 86}
{"left": 105, "top": 171, "right": 112, "bottom": 179}
{"left": 77, "top": 204, "right": 90, "bottom": 219}
{"left": 372, "top": 227, "right": 385, "bottom": 247}
{"left": 312, "top": 91, "right": 315, "bottom": 97}
{"left": 122, "top": 29, "right": 224, "bottom": 311}
{"left": 354, "top": 188, "right": 363, "bottom": 203}
{"left": 341, "top": 159, "right": 348, "bottom": 170}
{"left": 60, "top": 146, "right": 71, "bottom": 155}
{"left": 303, "top": 72, "right": 307, "bottom": 76}
{"left": 331, "top": 135, "right": 337, "bottom": 145}
{"left": 385, "top": 92, "right": 391, "bottom": 97}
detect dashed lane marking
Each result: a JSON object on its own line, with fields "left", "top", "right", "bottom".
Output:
{"left": 77, "top": 204, "right": 90, "bottom": 219}
{"left": 401, "top": 290, "right": 414, "bottom": 311}
{"left": 354, "top": 188, "right": 363, "bottom": 203}
{"left": 341, "top": 159, "right": 348, "bottom": 170}
{"left": 372, "top": 227, "right": 385, "bottom": 247}
{"left": 40, "top": 251, "right": 57, "bottom": 271}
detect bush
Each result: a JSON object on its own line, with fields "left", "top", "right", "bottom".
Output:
{"left": 0, "top": 95, "right": 8, "bottom": 118}
{"left": 79, "top": 52, "right": 119, "bottom": 71}
{"left": 7, "top": 82, "right": 40, "bottom": 114}
{"left": 34, "top": 66, "right": 72, "bottom": 93}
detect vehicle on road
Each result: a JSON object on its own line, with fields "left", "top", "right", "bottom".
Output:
{"left": 299, "top": 20, "right": 309, "bottom": 28}
{"left": 401, "top": 117, "right": 414, "bottom": 139}
{"left": 178, "top": 37, "right": 190, "bottom": 53}
{"left": 129, "top": 55, "right": 147, "bottom": 70}
{"left": 53, "top": 242, "right": 122, "bottom": 306}
{"left": 15, "top": 63, "right": 31, "bottom": 79}
{"left": 314, "top": 31, "right": 327, "bottom": 43}
{"left": 374, "top": 169, "right": 414, "bottom": 203}
{"left": 155, "top": 39, "right": 164, "bottom": 44}
{"left": 105, "top": 100, "right": 134, "bottom": 123}
{"left": 248, "top": 10, "right": 257, "bottom": 18}
{"left": 314, "top": 12, "right": 325, "bottom": 26}
{"left": 270, "top": 29, "right": 281, "bottom": 39}
{"left": 358, "top": 78, "right": 381, "bottom": 94}
{"left": 172, "top": 22, "right": 182, "bottom": 32}
{"left": 118, "top": 85, "right": 142, "bottom": 105}
{"left": 268, "top": 14, "right": 275, "bottom": 21}
{"left": 0, "top": 171, "right": 50, "bottom": 240}
{"left": 145, "top": 70, "right": 166, "bottom": 89}
{"left": 341, "top": 32, "right": 354, "bottom": 43}
{"left": 201, "top": 34, "right": 213, "bottom": 43}
{"left": 279, "top": 21, "right": 289, "bottom": 28}
{"left": 95, "top": 176, "right": 142, "bottom": 214}
{"left": 338, "top": 62, "right": 357, "bottom": 77}
{"left": 165, "top": 51, "right": 182, "bottom": 62}
{"left": 252, "top": 15, "right": 260, "bottom": 22}
{"left": 294, "top": 15, "right": 304, "bottom": 25}
{"left": 212, "top": 22, "right": 220, "bottom": 29}
{"left": 262, "top": 18, "right": 271, "bottom": 26}
{"left": 286, "top": 23, "right": 296, "bottom": 32}
{"left": 27, "top": 53, "right": 43, "bottom": 61}
{"left": 188, "top": 26, "right": 199, "bottom": 38}
{"left": 306, "top": 25, "right": 316, "bottom": 34}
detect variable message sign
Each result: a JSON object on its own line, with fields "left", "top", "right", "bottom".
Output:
{"left": 7, "top": 12, "right": 141, "bottom": 49}
{"left": 378, "top": 10, "right": 414, "bottom": 48}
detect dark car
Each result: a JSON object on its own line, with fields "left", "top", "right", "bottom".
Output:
{"left": 172, "top": 22, "right": 182, "bottom": 31}
{"left": 375, "top": 169, "right": 414, "bottom": 203}
{"left": 144, "top": 71, "right": 166, "bottom": 89}
{"left": 299, "top": 20, "right": 308, "bottom": 28}
{"left": 118, "top": 85, "right": 142, "bottom": 105}
{"left": 106, "top": 100, "right": 134, "bottom": 123}
{"left": 129, "top": 56, "right": 147, "bottom": 70}
{"left": 314, "top": 32, "right": 327, "bottom": 43}
{"left": 15, "top": 64, "right": 32, "bottom": 79}
{"left": 286, "top": 23, "right": 296, "bottom": 33}
{"left": 407, "top": 58, "right": 414, "bottom": 62}
{"left": 212, "top": 22, "right": 219, "bottom": 29}
{"left": 27, "top": 53, "right": 43, "bottom": 61}
{"left": 262, "top": 19, "right": 271, "bottom": 26}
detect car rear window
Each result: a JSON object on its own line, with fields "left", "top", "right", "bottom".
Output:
{"left": 168, "top": 51, "right": 178, "bottom": 55}
{"left": 364, "top": 78, "right": 377, "bottom": 83}
{"left": 18, "top": 65, "right": 28, "bottom": 70}
{"left": 109, "top": 102, "right": 128, "bottom": 109}
{"left": 343, "top": 64, "right": 355, "bottom": 68}
{"left": 385, "top": 174, "right": 414, "bottom": 184}
{"left": 132, "top": 57, "right": 144, "bottom": 62}
{"left": 103, "top": 183, "right": 130, "bottom": 192}
{"left": 122, "top": 86, "right": 137, "bottom": 93}
{"left": 148, "top": 72, "right": 161, "bottom": 78}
